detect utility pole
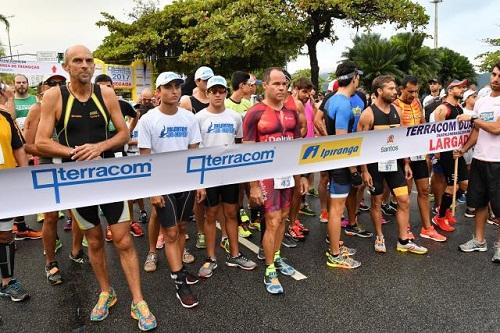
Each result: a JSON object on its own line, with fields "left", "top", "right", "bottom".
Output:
{"left": 430, "top": 0, "right": 443, "bottom": 49}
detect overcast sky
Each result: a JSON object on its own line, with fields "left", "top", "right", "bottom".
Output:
{"left": 1, "top": 0, "right": 498, "bottom": 74}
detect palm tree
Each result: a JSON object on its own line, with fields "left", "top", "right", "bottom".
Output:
{"left": 0, "top": 14, "right": 11, "bottom": 58}
{"left": 435, "top": 47, "right": 476, "bottom": 85}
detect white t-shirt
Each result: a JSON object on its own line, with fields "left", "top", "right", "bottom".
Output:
{"left": 463, "top": 107, "right": 476, "bottom": 117}
{"left": 195, "top": 108, "right": 243, "bottom": 148}
{"left": 137, "top": 107, "right": 201, "bottom": 154}
{"left": 472, "top": 94, "right": 500, "bottom": 162}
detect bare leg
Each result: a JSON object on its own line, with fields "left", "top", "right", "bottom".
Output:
{"left": 163, "top": 225, "right": 183, "bottom": 272}
{"left": 328, "top": 198, "right": 346, "bottom": 255}
{"left": 370, "top": 195, "right": 384, "bottom": 237}
{"left": 395, "top": 194, "right": 410, "bottom": 239}
{"left": 84, "top": 226, "right": 110, "bottom": 292}
{"left": 148, "top": 208, "right": 159, "bottom": 253}
{"left": 42, "top": 212, "right": 59, "bottom": 264}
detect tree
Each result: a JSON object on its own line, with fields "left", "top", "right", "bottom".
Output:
{"left": 476, "top": 37, "right": 500, "bottom": 73}
{"left": 290, "top": 0, "right": 428, "bottom": 88}
{"left": 0, "top": 14, "right": 10, "bottom": 58}
{"left": 435, "top": 47, "right": 476, "bottom": 85}
{"left": 291, "top": 68, "right": 327, "bottom": 90}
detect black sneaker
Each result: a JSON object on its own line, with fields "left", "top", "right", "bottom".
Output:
{"left": 140, "top": 211, "right": 148, "bottom": 224}
{"left": 69, "top": 249, "right": 88, "bottom": 264}
{"left": 358, "top": 201, "right": 370, "bottom": 212}
{"left": 281, "top": 233, "right": 297, "bottom": 248}
{"left": 257, "top": 247, "right": 265, "bottom": 260}
{"left": 464, "top": 207, "right": 476, "bottom": 218}
{"left": 45, "top": 261, "right": 63, "bottom": 286}
{"left": 170, "top": 270, "right": 199, "bottom": 285}
{"left": 344, "top": 224, "right": 373, "bottom": 238}
{"left": 381, "top": 203, "right": 397, "bottom": 216}
{"left": 0, "top": 279, "right": 30, "bottom": 302}
{"left": 173, "top": 273, "right": 198, "bottom": 308}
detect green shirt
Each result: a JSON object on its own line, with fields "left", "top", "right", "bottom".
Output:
{"left": 225, "top": 98, "right": 251, "bottom": 117}
{"left": 14, "top": 95, "right": 37, "bottom": 129}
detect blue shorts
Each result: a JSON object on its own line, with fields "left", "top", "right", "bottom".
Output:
{"left": 329, "top": 178, "right": 351, "bottom": 199}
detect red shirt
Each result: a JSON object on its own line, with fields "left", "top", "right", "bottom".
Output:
{"left": 243, "top": 102, "right": 299, "bottom": 142}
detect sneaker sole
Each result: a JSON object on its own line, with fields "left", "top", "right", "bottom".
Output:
{"left": 344, "top": 231, "right": 372, "bottom": 238}
{"left": 419, "top": 233, "right": 447, "bottom": 242}
{"left": 225, "top": 262, "right": 257, "bottom": 271}
{"left": 176, "top": 293, "right": 199, "bottom": 308}
{"left": 90, "top": 298, "right": 117, "bottom": 321}
{"left": 464, "top": 213, "right": 476, "bottom": 218}
{"left": 459, "top": 247, "right": 488, "bottom": 253}
{"left": 492, "top": 258, "right": 500, "bottom": 263}
{"left": 130, "top": 232, "right": 144, "bottom": 237}
{"left": 326, "top": 262, "right": 360, "bottom": 269}
{"left": 0, "top": 293, "right": 30, "bottom": 302}
{"left": 131, "top": 313, "right": 158, "bottom": 332}
{"left": 195, "top": 245, "right": 207, "bottom": 249}
{"left": 397, "top": 248, "right": 428, "bottom": 255}
{"left": 263, "top": 279, "right": 284, "bottom": 294}
{"left": 144, "top": 266, "right": 157, "bottom": 273}
{"left": 48, "top": 278, "right": 63, "bottom": 286}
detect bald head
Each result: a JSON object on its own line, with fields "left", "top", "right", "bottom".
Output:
{"left": 141, "top": 88, "right": 153, "bottom": 100}
{"left": 63, "top": 45, "right": 95, "bottom": 84}
{"left": 64, "top": 45, "right": 92, "bottom": 65}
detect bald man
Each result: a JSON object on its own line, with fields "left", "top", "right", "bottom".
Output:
{"left": 35, "top": 45, "right": 157, "bottom": 331}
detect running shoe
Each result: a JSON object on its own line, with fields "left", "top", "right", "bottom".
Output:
{"left": 0, "top": 279, "right": 30, "bottom": 302}
{"left": 195, "top": 233, "right": 206, "bottom": 249}
{"left": 396, "top": 241, "right": 428, "bottom": 255}
{"left": 340, "top": 245, "right": 357, "bottom": 256}
{"left": 488, "top": 215, "right": 499, "bottom": 226}
{"left": 274, "top": 257, "right": 295, "bottom": 276}
{"left": 226, "top": 253, "right": 257, "bottom": 270}
{"left": 381, "top": 203, "right": 397, "bottom": 216}
{"left": 44, "top": 239, "right": 63, "bottom": 255}
{"left": 185, "top": 233, "right": 190, "bottom": 240}
{"left": 82, "top": 237, "right": 88, "bottom": 248}
{"left": 432, "top": 215, "right": 455, "bottom": 232}
{"left": 456, "top": 193, "right": 466, "bottom": 204}
{"left": 90, "top": 288, "right": 117, "bottom": 321}
{"left": 238, "top": 225, "right": 252, "bottom": 238}
{"left": 445, "top": 209, "right": 457, "bottom": 225}
{"left": 464, "top": 207, "right": 476, "bottom": 218}
{"left": 144, "top": 252, "right": 158, "bottom": 272}
{"left": 341, "top": 217, "right": 349, "bottom": 228}
{"left": 319, "top": 209, "right": 328, "bottom": 223}
{"left": 307, "top": 188, "right": 319, "bottom": 197}
{"left": 325, "top": 251, "right": 361, "bottom": 269}
{"left": 45, "top": 261, "right": 63, "bottom": 286}
{"left": 69, "top": 249, "right": 88, "bottom": 264}
{"left": 345, "top": 224, "right": 373, "bottom": 238}
{"left": 130, "top": 222, "right": 144, "bottom": 237}
{"left": 198, "top": 258, "right": 217, "bottom": 278}
{"left": 140, "top": 211, "right": 148, "bottom": 224}
{"left": 492, "top": 243, "right": 500, "bottom": 263}
{"left": 381, "top": 216, "right": 390, "bottom": 225}
{"left": 293, "top": 219, "right": 309, "bottom": 234}
{"left": 184, "top": 270, "right": 200, "bottom": 285}
{"left": 257, "top": 247, "right": 265, "bottom": 260}
{"left": 374, "top": 236, "right": 386, "bottom": 253}
{"left": 433, "top": 205, "right": 440, "bottom": 215}
{"left": 248, "top": 219, "right": 261, "bottom": 231}
{"left": 288, "top": 224, "right": 305, "bottom": 241}
{"left": 419, "top": 226, "right": 447, "bottom": 242}
{"left": 299, "top": 204, "right": 316, "bottom": 216}
{"left": 264, "top": 270, "right": 283, "bottom": 295}
{"left": 174, "top": 274, "right": 199, "bottom": 308}
{"left": 15, "top": 227, "right": 42, "bottom": 240}
{"left": 389, "top": 201, "right": 398, "bottom": 211}
{"left": 183, "top": 248, "right": 195, "bottom": 264}
{"left": 131, "top": 300, "right": 157, "bottom": 331}
{"left": 105, "top": 226, "right": 113, "bottom": 242}
{"left": 156, "top": 233, "right": 165, "bottom": 249}
{"left": 64, "top": 218, "right": 72, "bottom": 231}
{"left": 459, "top": 238, "right": 488, "bottom": 252}
{"left": 58, "top": 211, "right": 65, "bottom": 219}
{"left": 37, "top": 213, "right": 44, "bottom": 223}
{"left": 239, "top": 208, "right": 250, "bottom": 224}
{"left": 358, "top": 200, "right": 370, "bottom": 212}
{"left": 220, "top": 237, "right": 230, "bottom": 254}
{"left": 407, "top": 229, "right": 415, "bottom": 241}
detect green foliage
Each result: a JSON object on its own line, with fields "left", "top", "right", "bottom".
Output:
{"left": 435, "top": 47, "right": 476, "bottom": 85}
{"left": 476, "top": 37, "right": 500, "bottom": 73}
{"left": 291, "top": 68, "right": 327, "bottom": 90}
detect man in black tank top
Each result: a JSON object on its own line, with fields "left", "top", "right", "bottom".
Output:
{"left": 432, "top": 79, "right": 469, "bottom": 232}
{"left": 358, "top": 75, "right": 428, "bottom": 255}
{"left": 35, "top": 45, "right": 156, "bottom": 329}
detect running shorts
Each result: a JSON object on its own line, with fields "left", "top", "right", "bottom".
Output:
{"left": 466, "top": 159, "right": 500, "bottom": 217}
{"left": 367, "top": 162, "right": 408, "bottom": 197}
{"left": 156, "top": 191, "right": 195, "bottom": 228}
{"left": 410, "top": 160, "right": 429, "bottom": 180}
{"left": 260, "top": 179, "right": 292, "bottom": 213}
{"left": 72, "top": 202, "right": 129, "bottom": 231}
{"left": 205, "top": 184, "right": 239, "bottom": 207}
{"left": 438, "top": 152, "right": 468, "bottom": 186}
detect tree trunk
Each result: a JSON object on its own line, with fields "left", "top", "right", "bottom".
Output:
{"left": 307, "top": 41, "right": 320, "bottom": 90}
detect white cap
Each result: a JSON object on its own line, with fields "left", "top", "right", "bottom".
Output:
{"left": 463, "top": 89, "right": 477, "bottom": 102}
{"left": 194, "top": 66, "right": 214, "bottom": 80}
{"left": 42, "top": 74, "right": 67, "bottom": 83}
{"left": 155, "top": 72, "right": 183, "bottom": 88}
{"left": 207, "top": 75, "right": 227, "bottom": 90}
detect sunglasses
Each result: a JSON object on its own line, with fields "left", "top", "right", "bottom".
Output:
{"left": 209, "top": 87, "right": 227, "bottom": 95}
{"left": 45, "top": 80, "right": 65, "bottom": 87}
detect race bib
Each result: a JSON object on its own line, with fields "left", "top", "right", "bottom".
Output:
{"left": 52, "top": 157, "right": 62, "bottom": 164}
{"left": 0, "top": 144, "right": 4, "bottom": 165}
{"left": 378, "top": 160, "right": 397, "bottom": 172}
{"left": 274, "top": 175, "right": 295, "bottom": 189}
{"left": 410, "top": 155, "right": 426, "bottom": 161}
{"left": 479, "top": 112, "right": 494, "bottom": 122}
{"left": 114, "top": 152, "right": 123, "bottom": 158}
{"left": 15, "top": 117, "right": 27, "bottom": 130}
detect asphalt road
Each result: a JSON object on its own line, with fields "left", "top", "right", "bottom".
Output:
{"left": 1, "top": 192, "right": 499, "bottom": 333}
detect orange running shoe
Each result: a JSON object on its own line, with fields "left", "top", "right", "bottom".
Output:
{"left": 420, "top": 226, "right": 447, "bottom": 242}
{"left": 15, "top": 227, "right": 42, "bottom": 240}
{"left": 445, "top": 209, "right": 457, "bottom": 225}
{"left": 319, "top": 209, "right": 328, "bottom": 223}
{"left": 130, "top": 222, "right": 144, "bottom": 237}
{"left": 293, "top": 219, "right": 309, "bottom": 234}
{"left": 432, "top": 215, "right": 455, "bottom": 232}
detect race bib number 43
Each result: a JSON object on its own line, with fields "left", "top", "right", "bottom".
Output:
{"left": 274, "top": 175, "right": 295, "bottom": 189}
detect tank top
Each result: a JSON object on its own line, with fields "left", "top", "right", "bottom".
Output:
{"left": 441, "top": 101, "right": 463, "bottom": 120}
{"left": 304, "top": 100, "right": 314, "bottom": 138}
{"left": 371, "top": 103, "right": 400, "bottom": 130}
{"left": 394, "top": 98, "right": 422, "bottom": 126}
{"left": 55, "top": 84, "right": 113, "bottom": 160}
{"left": 190, "top": 96, "right": 209, "bottom": 114}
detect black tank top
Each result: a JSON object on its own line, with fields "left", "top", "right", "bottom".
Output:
{"left": 442, "top": 101, "right": 463, "bottom": 120}
{"left": 55, "top": 84, "right": 113, "bottom": 159}
{"left": 190, "top": 96, "right": 209, "bottom": 113}
{"left": 371, "top": 103, "right": 400, "bottom": 130}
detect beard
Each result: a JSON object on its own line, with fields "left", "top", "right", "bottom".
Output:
{"left": 15, "top": 87, "right": 27, "bottom": 95}
{"left": 381, "top": 94, "right": 395, "bottom": 104}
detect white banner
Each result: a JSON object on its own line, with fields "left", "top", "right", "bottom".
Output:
{"left": 0, "top": 120, "right": 472, "bottom": 218}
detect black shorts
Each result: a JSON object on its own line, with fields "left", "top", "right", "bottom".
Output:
{"left": 205, "top": 184, "right": 239, "bottom": 207}
{"left": 466, "top": 159, "right": 500, "bottom": 217}
{"left": 410, "top": 159, "right": 429, "bottom": 180}
{"left": 367, "top": 162, "right": 408, "bottom": 197}
{"left": 438, "top": 152, "right": 468, "bottom": 186}
{"left": 156, "top": 191, "right": 195, "bottom": 228}
{"left": 72, "top": 202, "right": 129, "bottom": 231}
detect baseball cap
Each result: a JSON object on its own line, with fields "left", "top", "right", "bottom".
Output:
{"left": 447, "top": 79, "right": 468, "bottom": 90}
{"left": 207, "top": 76, "right": 227, "bottom": 90}
{"left": 155, "top": 72, "right": 184, "bottom": 88}
{"left": 428, "top": 78, "right": 440, "bottom": 84}
{"left": 463, "top": 89, "right": 477, "bottom": 101}
{"left": 42, "top": 74, "right": 67, "bottom": 84}
{"left": 194, "top": 66, "right": 214, "bottom": 81}
{"left": 327, "top": 80, "right": 339, "bottom": 92}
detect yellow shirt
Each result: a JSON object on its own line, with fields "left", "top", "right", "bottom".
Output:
{"left": 0, "top": 110, "right": 22, "bottom": 169}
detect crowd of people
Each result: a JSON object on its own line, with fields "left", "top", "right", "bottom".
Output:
{"left": 0, "top": 44, "right": 498, "bottom": 331}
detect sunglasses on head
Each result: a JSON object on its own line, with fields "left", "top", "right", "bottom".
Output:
{"left": 45, "top": 80, "right": 65, "bottom": 87}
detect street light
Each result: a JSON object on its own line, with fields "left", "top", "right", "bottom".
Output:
{"left": 430, "top": 0, "right": 443, "bottom": 49}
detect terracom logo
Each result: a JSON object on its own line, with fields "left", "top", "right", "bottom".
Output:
{"left": 187, "top": 149, "right": 275, "bottom": 184}
{"left": 31, "top": 162, "right": 152, "bottom": 203}
{"left": 299, "top": 138, "right": 363, "bottom": 164}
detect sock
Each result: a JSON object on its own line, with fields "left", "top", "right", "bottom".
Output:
{"left": 265, "top": 263, "right": 276, "bottom": 275}
{"left": 399, "top": 238, "right": 409, "bottom": 245}
{"left": 273, "top": 250, "right": 281, "bottom": 261}
{"left": 439, "top": 193, "right": 453, "bottom": 217}
{"left": 0, "top": 241, "right": 15, "bottom": 280}
{"left": 260, "top": 216, "right": 266, "bottom": 245}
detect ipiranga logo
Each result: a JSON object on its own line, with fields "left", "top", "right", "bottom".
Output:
{"left": 187, "top": 149, "right": 275, "bottom": 184}
{"left": 32, "top": 162, "right": 152, "bottom": 204}
{"left": 299, "top": 138, "right": 363, "bottom": 164}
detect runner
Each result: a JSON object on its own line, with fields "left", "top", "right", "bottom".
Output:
{"left": 357, "top": 75, "right": 428, "bottom": 255}
{"left": 456, "top": 63, "right": 500, "bottom": 261}
{"left": 195, "top": 75, "right": 257, "bottom": 278}
{"left": 0, "top": 83, "right": 30, "bottom": 302}
{"left": 461, "top": 89, "right": 478, "bottom": 218}
{"left": 13, "top": 74, "right": 37, "bottom": 129}
{"left": 243, "top": 67, "right": 309, "bottom": 294}
{"left": 431, "top": 79, "right": 469, "bottom": 232}
{"left": 393, "top": 76, "right": 446, "bottom": 242}
{"left": 137, "top": 71, "right": 205, "bottom": 308}
{"left": 423, "top": 78, "right": 443, "bottom": 108}
{"left": 35, "top": 45, "right": 156, "bottom": 330}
